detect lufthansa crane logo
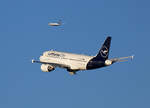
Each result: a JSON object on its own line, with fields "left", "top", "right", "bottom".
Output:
{"left": 100, "top": 46, "right": 108, "bottom": 58}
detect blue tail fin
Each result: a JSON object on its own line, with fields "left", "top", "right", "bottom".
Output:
{"left": 92, "top": 36, "right": 111, "bottom": 61}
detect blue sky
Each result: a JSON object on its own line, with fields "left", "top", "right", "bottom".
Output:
{"left": 0, "top": 0, "right": 150, "bottom": 108}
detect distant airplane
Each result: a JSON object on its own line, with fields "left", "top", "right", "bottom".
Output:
{"left": 48, "top": 20, "right": 62, "bottom": 26}
{"left": 32, "top": 37, "right": 134, "bottom": 75}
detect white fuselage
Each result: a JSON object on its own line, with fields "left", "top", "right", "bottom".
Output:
{"left": 40, "top": 51, "right": 93, "bottom": 70}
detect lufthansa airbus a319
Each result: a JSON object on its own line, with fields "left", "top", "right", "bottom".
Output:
{"left": 32, "top": 37, "right": 134, "bottom": 75}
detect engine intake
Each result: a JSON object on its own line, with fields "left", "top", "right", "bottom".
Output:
{"left": 41, "top": 64, "right": 55, "bottom": 72}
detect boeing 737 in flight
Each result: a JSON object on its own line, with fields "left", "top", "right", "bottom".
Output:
{"left": 32, "top": 37, "right": 133, "bottom": 75}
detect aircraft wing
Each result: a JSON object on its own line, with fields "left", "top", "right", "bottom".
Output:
{"left": 32, "top": 59, "right": 70, "bottom": 69}
{"left": 109, "top": 55, "right": 134, "bottom": 63}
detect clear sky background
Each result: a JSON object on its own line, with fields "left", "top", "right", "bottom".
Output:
{"left": 0, "top": 0, "right": 150, "bottom": 108}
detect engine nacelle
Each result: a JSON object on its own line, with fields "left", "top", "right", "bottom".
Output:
{"left": 105, "top": 60, "right": 112, "bottom": 66}
{"left": 41, "top": 64, "right": 55, "bottom": 72}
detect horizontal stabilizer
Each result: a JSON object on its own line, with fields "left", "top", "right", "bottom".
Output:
{"left": 109, "top": 55, "right": 134, "bottom": 63}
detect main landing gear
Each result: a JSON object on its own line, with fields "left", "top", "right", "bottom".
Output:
{"left": 67, "top": 69, "right": 77, "bottom": 75}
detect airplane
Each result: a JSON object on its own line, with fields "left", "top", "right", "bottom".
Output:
{"left": 32, "top": 37, "right": 134, "bottom": 75}
{"left": 48, "top": 20, "right": 62, "bottom": 26}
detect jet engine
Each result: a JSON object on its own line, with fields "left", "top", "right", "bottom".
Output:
{"left": 105, "top": 60, "right": 112, "bottom": 66}
{"left": 41, "top": 64, "right": 55, "bottom": 72}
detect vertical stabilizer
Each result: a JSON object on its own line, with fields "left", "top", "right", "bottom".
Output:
{"left": 92, "top": 36, "right": 111, "bottom": 61}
